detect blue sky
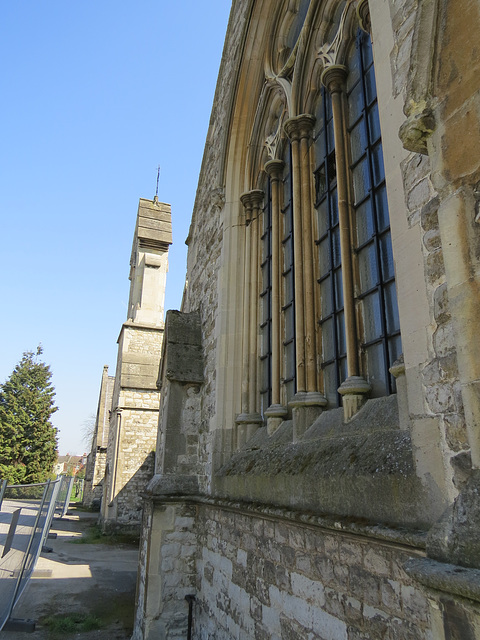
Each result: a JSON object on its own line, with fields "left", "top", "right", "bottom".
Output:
{"left": 0, "top": 2, "right": 231, "bottom": 454}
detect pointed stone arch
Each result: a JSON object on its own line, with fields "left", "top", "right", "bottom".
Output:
{"left": 246, "top": 80, "right": 289, "bottom": 188}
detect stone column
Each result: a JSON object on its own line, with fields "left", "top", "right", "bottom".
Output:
{"left": 284, "top": 117, "right": 306, "bottom": 394}
{"left": 236, "top": 190, "right": 263, "bottom": 446}
{"left": 322, "top": 66, "right": 371, "bottom": 421}
{"left": 285, "top": 116, "right": 327, "bottom": 438}
{"left": 237, "top": 192, "right": 253, "bottom": 448}
{"left": 264, "top": 160, "right": 288, "bottom": 434}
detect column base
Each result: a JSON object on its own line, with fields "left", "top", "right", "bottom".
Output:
{"left": 338, "top": 376, "right": 371, "bottom": 422}
{"left": 289, "top": 392, "right": 327, "bottom": 440}
{"left": 390, "top": 355, "right": 409, "bottom": 431}
{"left": 235, "top": 413, "right": 263, "bottom": 448}
{"left": 264, "top": 404, "right": 288, "bottom": 436}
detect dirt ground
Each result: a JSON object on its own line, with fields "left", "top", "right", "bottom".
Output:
{"left": 1, "top": 507, "right": 139, "bottom": 640}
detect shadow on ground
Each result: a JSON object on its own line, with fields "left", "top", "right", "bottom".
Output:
{"left": 2, "top": 507, "right": 139, "bottom": 639}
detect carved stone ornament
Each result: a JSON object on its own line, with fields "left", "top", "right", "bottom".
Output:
{"left": 474, "top": 181, "right": 480, "bottom": 224}
{"left": 265, "top": 114, "right": 284, "bottom": 160}
{"left": 398, "top": 108, "right": 435, "bottom": 155}
{"left": 210, "top": 187, "right": 225, "bottom": 213}
{"left": 317, "top": 0, "right": 352, "bottom": 68}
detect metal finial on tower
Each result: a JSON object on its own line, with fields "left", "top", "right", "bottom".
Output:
{"left": 154, "top": 165, "right": 161, "bottom": 203}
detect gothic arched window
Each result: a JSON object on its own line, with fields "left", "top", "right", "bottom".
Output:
{"left": 347, "top": 31, "right": 401, "bottom": 397}
{"left": 315, "top": 29, "right": 401, "bottom": 406}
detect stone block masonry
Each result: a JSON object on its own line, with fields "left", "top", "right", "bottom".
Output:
{"left": 132, "top": 501, "right": 197, "bottom": 640}
{"left": 193, "top": 505, "right": 432, "bottom": 640}
{"left": 83, "top": 366, "right": 115, "bottom": 508}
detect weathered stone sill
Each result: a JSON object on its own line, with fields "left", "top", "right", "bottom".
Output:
{"left": 405, "top": 557, "right": 480, "bottom": 603}
{"left": 214, "top": 397, "right": 443, "bottom": 528}
{"left": 143, "top": 481, "right": 427, "bottom": 550}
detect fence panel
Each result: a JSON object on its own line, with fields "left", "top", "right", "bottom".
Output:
{"left": 0, "top": 478, "right": 63, "bottom": 631}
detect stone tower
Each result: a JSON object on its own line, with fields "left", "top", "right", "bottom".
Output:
{"left": 101, "top": 197, "right": 172, "bottom": 532}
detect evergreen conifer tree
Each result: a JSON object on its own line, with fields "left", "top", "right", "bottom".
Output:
{"left": 0, "top": 346, "right": 58, "bottom": 484}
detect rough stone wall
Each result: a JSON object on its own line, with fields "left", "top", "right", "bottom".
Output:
{"left": 183, "top": 0, "right": 251, "bottom": 493}
{"left": 389, "top": 0, "right": 418, "bottom": 100}
{"left": 400, "top": 147, "right": 467, "bottom": 480}
{"left": 83, "top": 368, "right": 115, "bottom": 507}
{"left": 111, "top": 402, "right": 158, "bottom": 528}
{"left": 390, "top": 0, "right": 467, "bottom": 490}
{"left": 82, "top": 450, "right": 106, "bottom": 507}
{"left": 123, "top": 325, "right": 164, "bottom": 357}
{"left": 132, "top": 501, "right": 197, "bottom": 640}
{"left": 132, "top": 498, "right": 153, "bottom": 640}
{"left": 194, "top": 504, "right": 432, "bottom": 640}
{"left": 431, "top": 0, "right": 480, "bottom": 466}
{"left": 103, "top": 385, "right": 160, "bottom": 530}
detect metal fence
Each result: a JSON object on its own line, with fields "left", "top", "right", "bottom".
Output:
{"left": 0, "top": 476, "right": 74, "bottom": 631}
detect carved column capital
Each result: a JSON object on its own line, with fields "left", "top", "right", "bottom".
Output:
{"left": 249, "top": 189, "right": 264, "bottom": 210}
{"left": 241, "top": 189, "right": 263, "bottom": 224}
{"left": 321, "top": 65, "right": 348, "bottom": 94}
{"left": 241, "top": 189, "right": 264, "bottom": 207}
{"left": 240, "top": 191, "right": 254, "bottom": 224}
{"left": 264, "top": 159, "right": 285, "bottom": 181}
{"left": 284, "top": 114, "right": 316, "bottom": 142}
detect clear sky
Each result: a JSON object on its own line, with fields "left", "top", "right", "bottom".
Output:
{"left": 0, "top": 2, "right": 231, "bottom": 455}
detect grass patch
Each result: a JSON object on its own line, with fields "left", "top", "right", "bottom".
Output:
{"left": 69, "top": 503, "right": 99, "bottom": 513}
{"left": 69, "top": 523, "right": 139, "bottom": 546}
{"left": 43, "top": 612, "right": 101, "bottom": 636}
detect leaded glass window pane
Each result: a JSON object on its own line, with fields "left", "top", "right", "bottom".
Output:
{"left": 323, "top": 363, "right": 338, "bottom": 406}
{"left": 352, "top": 162, "right": 370, "bottom": 204}
{"left": 320, "top": 275, "right": 332, "bottom": 317}
{"left": 260, "top": 179, "right": 273, "bottom": 412}
{"left": 322, "top": 318, "right": 335, "bottom": 361}
{"left": 334, "top": 268, "right": 344, "bottom": 308}
{"left": 282, "top": 144, "right": 296, "bottom": 402}
{"left": 374, "top": 186, "right": 389, "bottom": 231}
{"left": 318, "top": 238, "right": 331, "bottom": 275}
{"left": 316, "top": 199, "right": 329, "bottom": 236}
{"left": 285, "top": 340, "right": 296, "bottom": 381}
{"left": 284, "top": 268, "right": 294, "bottom": 305}
{"left": 358, "top": 243, "right": 379, "bottom": 291}
{"left": 355, "top": 200, "right": 375, "bottom": 246}
{"left": 384, "top": 282, "right": 400, "bottom": 334}
{"left": 314, "top": 88, "right": 345, "bottom": 407}
{"left": 368, "top": 103, "right": 381, "bottom": 142}
{"left": 347, "top": 30, "right": 402, "bottom": 396}
{"left": 380, "top": 233, "right": 395, "bottom": 281}
{"left": 365, "top": 342, "right": 387, "bottom": 396}
{"left": 284, "top": 303, "right": 295, "bottom": 342}
{"left": 350, "top": 121, "right": 367, "bottom": 164}
{"left": 362, "top": 292, "right": 383, "bottom": 342}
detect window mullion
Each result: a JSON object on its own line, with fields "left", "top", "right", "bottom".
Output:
{"left": 264, "top": 159, "right": 288, "bottom": 423}
{"left": 322, "top": 66, "right": 359, "bottom": 379}
{"left": 322, "top": 65, "right": 372, "bottom": 419}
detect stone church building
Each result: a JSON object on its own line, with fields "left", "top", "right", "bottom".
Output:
{"left": 131, "top": 0, "right": 480, "bottom": 638}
